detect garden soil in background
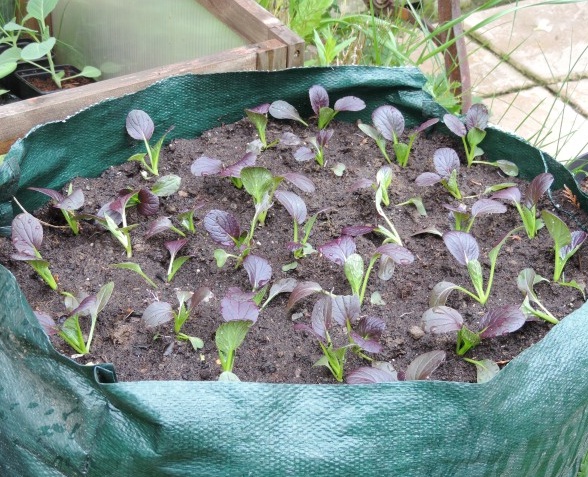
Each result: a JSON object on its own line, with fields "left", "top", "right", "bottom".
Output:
{"left": 1, "top": 119, "right": 587, "bottom": 384}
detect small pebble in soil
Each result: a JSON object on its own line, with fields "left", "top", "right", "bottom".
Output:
{"left": 409, "top": 326, "right": 425, "bottom": 340}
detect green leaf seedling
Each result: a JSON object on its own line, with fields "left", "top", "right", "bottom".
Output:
{"left": 245, "top": 103, "right": 279, "bottom": 150}
{"left": 517, "top": 268, "right": 558, "bottom": 324}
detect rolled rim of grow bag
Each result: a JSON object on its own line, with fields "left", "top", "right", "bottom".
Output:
{"left": 0, "top": 67, "right": 587, "bottom": 477}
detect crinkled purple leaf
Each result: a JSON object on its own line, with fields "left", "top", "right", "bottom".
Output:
{"left": 415, "top": 172, "right": 442, "bottom": 187}
{"left": 331, "top": 294, "right": 360, "bottom": 326}
{"left": 34, "top": 311, "right": 57, "bottom": 336}
{"left": 404, "top": 350, "right": 446, "bottom": 380}
{"left": 415, "top": 117, "right": 440, "bottom": 133}
{"left": 28, "top": 187, "right": 64, "bottom": 202}
{"left": 97, "top": 201, "right": 122, "bottom": 225}
{"left": 137, "top": 188, "right": 159, "bottom": 216}
{"left": 310, "top": 295, "right": 332, "bottom": 339}
{"left": 377, "top": 244, "right": 415, "bottom": 265}
{"left": 346, "top": 366, "right": 398, "bottom": 384}
{"left": 479, "top": 305, "right": 526, "bottom": 338}
{"left": 126, "top": 109, "right": 154, "bottom": 141}
{"left": 422, "top": 306, "right": 463, "bottom": 333}
{"left": 243, "top": 255, "right": 273, "bottom": 290}
{"left": 294, "top": 147, "right": 315, "bottom": 162}
{"left": 109, "top": 190, "right": 136, "bottom": 216}
{"left": 142, "top": 301, "right": 174, "bottom": 328}
{"left": 351, "top": 315, "right": 386, "bottom": 353}
{"left": 309, "top": 85, "right": 329, "bottom": 115}
{"left": 526, "top": 172, "right": 554, "bottom": 207}
{"left": 282, "top": 172, "right": 315, "bottom": 193}
{"left": 560, "top": 230, "right": 588, "bottom": 258}
{"left": 491, "top": 186, "right": 521, "bottom": 204}
{"left": 334, "top": 96, "right": 366, "bottom": 112}
{"left": 287, "top": 281, "right": 323, "bottom": 309}
{"left": 341, "top": 225, "right": 375, "bottom": 236}
{"left": 318, "top": 235, "right": 356, "bottom": 266}
{"left": 191, "top": 156, "right": 223, "bottom": 176}
{"left": 221, "top": 294, "right": 259, "bottom": 324}
{"left": 246, "top": 103, "right": 270, "bottom": 114}
{"left": 275, "top": 190, "right": 307, "bottom": 224}
{"left": 348, "top": 178, "right": 374, "bottom": 192}
{"left": 269, "top": 100, "right": 305, "bottom": 123}
{"left": 465, "top": 103, "right": 489, "bottom": 130}
{"left": 57, "top": 188, "right": 84, "bottom": 211}
{"left": 443, "top": 114, "right": 466, "bottom": 137}
{"left": 12, "top": 213, "right": 43, "bottom": 254}
{"left": 165, "top": 238, "right": 188, "bottom": 257}
{"left": 219, "top": 152, "right": 257, "bottom": 178}
{"left": 316, "top": 129, "right": 334, "bottom": 147}
{"left": 203, "top": 210, "right": 240, "bottom": 247}
{"left": 471, "top": 198, "right": 507, "bottom": 218}
{"left": 372, "top": 105, "right": 404, "bottom": 141}
{"left": 145, "top": 217, "right": 174, "bottom": 239}
{"left": 443, "top": 231, "right": 479, "bottom": 265}
{"left": 433, "top": 148, "right": 460, "bottom": 178}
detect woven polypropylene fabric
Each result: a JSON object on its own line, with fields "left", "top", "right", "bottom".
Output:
{"left": 0, "top": 67, "right": 587, "bottom": 476}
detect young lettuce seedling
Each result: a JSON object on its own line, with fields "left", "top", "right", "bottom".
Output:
{"left": 415, "top": 147, "right": 463, "bottom": 200}
{"left": 431, "top": 229, "right": 522, "bottom": 306}
{"left": 444, "top": 199, "right": 506, "bottom": 232}
{"left": 422, "top": 304, "right": 526, "bottom": 356}
{"left": 36, "top": 282, "right": 114, "bottom": 355}
{"left": 11, "top": 213, "right": 58, "bottom": 290}
{"left": 294, "top": 129, "right": 334, "bottom": 167}
{"left": 517, "top": 268, "right": 558, "bottom": 324}
{"left": 29, "top": 184, "right": 84, "bottom": 235}
{"left": 358, "top": 105, "right": 439, "bottom": 167}
{"left": 126, "top": 109, "right": 174, "bottom": 177}
{"left": 541, "top": 210, "right": 587, "bottom": 286}
{"left": 491, "top": 173, "right": 554, "bottom": 239}
{"left": 244, "top": 103, "right": 280, "bottom": 150}
{"left": 142, "top": 287, "right": 212, "bottom": 350}
{"left": 443, "top": 103, "right": 489, "bottom": 167}
{"left": 191, "top": 152, "right": 257, "bottom": 189}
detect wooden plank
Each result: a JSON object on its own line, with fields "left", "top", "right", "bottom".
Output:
{"left": 198, "top": 0, "right": 304, "bottom": 67}
{"left": 0, "top": 40, "right": 284, "bottom": 154}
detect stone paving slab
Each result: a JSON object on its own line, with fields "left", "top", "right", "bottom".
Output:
{"left": 551, "top": 80, "right": 588, "bottom": 116}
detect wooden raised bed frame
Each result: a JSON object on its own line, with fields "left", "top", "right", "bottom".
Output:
{"left": 0, "top": 0, "right": 304, "bottom": 154}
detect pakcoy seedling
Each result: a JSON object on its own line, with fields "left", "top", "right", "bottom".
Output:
{"left": 415, "top": 147, "right": 463, "bottom": 200}
{"left": 358, "top": 104, "right": 438, "bottom": 166}
{"left": 422, "top": 304, "right": 526, "bottom": 356}
{"left": 165, "top": 239, "right": 191, "bottom": 282}
{"left": 293, "top": 129, "right": 333, "bottom": 167}
{"left": 517, "top": 268, "right": 559, "bottom": 324}
{"left": 29, "top": 184, "right": 84, "bottom": 235}
{"left": 142, "top": 287, "right": 212, "bottom": 350}
{"left": 244, "top": 103, "right": 279, "bottom": 150}
{"left": 443, "top": 103, "right": 488, "bottom": 167}
{"left": 191, "top": 152, "right": 257, "bottom": 189}
{"left": 444, "top": 199, "right": 506, "bottom": 233}
{"left": 126, "top": 109, "right": 174, "bottom": 177}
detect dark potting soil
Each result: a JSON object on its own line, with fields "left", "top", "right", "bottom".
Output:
{"left": 1, "top": 119, "right": 586, "bottom": 384}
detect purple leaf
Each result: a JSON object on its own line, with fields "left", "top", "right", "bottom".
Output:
{"left": 346, "top": 367, "right": 398, "bottom": 384}
{"left": 294, "top": 147, "right": 315, "bottom": 162}
{"left": 221, "top": 290, "right": 259, "bottom": 323}
{"left": 560, "top": 231, "right": 588, "bottom": 257}
{"left": 443, "top": 114, "right": 466, "bottom": 137}
{"left": 287, "top": 281, "right": 323, "bottom": 309}
{"left": 429, "top": 282, "right": 460, "bottom": 307}
{"left": 309, "top": 85, "right": 329, "bottom": 115}
{"left": 316, "top": 129, "right": 334, "bottom": 147}
{"left": 372, "top": 105, "right": 404, "bottom": 141}
{"left": 137, "top": 188, "right": 159, "bottom": 216}
{"left": 351, "top": 316, "right": 386, "bottom": 353}
{"left": 219, "top": 152, "right": 257, "bottom": 178}
{"left": 331, "top": 294, "right": 360, "bottom": 326}
{"left": 491, "top": 187, "right": 521, "bottom": 204}
{"left": 444, "top": 203, "right": 468, "bottom": 214}
{"left": 470, "top": 199, "right": 507, "bottom": 218}
{"left": 282, "top": 172, "right": 315, "bottom": 193}
{"left": 443, "top": 231, "right": 479, "bottom": 265}
{"left": 126, "top": 109, "right": 154, "bottom": 141}
{"left": 12, "top": 213, "right": 43, "bottom": 255}
{"left": 58, "top": 189, "right": 84, "bottom": 211}
{"left": 415, "top": 117, "right": 440, "bottom": 133}
{"left": 404, "top": 350, "right": 446, "bottom": 380}
{"left": 145, "top": 217, "right": 173, "bottom": 239}
{"left": 28, "top": 187, "right": 64, "bottom": 202}
{"left": 526, "top": 173, "right": 554, "bottom": 207}
{"left": 243, "top": 255, "right": 272, "bottom": 289}
{"left": 465, "top": 103, "right": 489, "bottom": 130}
{"left": 433, "top": 148, "right": 460, "bottom": 178}
{"left": 310, "top": 296, "right": 332, "bottom": 339}
{"left": 188, "top": 286, "right": 213, "bottom": 311}
{"left": 422, "top": 306, "right": 463, "bottom": 333}
{"left": 377, "top": 244, "right": 415, "bottom": 265}
{"left": 266, "top": 278, "right": 298, "bottom": 303}
{"left": 334, "top": 96, "right": 366, "bottom": 112}
{"left": 341, "top": 225, "right": 375, "bottom": 237}
{"left": 269, "top": 100, "right": 305, "bottom": 123}
{"left": 109, "top": 190, "right": 136, "bottom": 216}
{"left": 203, "top": 210, "right": 240, "bottom": 247}
{"left": 34, "top": 311, "right": 57, "bottom": 336}
{"left": 191, "top": 156, "right": 223, "bottom": 176}
{"left": 275, "top": 190, "right": 307, "bottom": 224}
{"left": 479, "top": 305, "right": 526, "bottom": 338}
{"left": 280, "top": 132, "right": 302, "bottom": 146}
{"left": 142, "top": 301, "right": 174, "bottom": 328}
{"left": 318, "top": 235, "right": 356, "bottom": 266}
{"left": 165, "top": 238, "right": 188, "bottom": 257}
{"left": 246, "top": 103, "right": 270, "bottom": 114}
{"left": 415, "top": 172, "right": 442, "bottom": 187}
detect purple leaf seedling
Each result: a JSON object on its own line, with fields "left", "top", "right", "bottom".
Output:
{"left": 96, "top": 191, "right": 139, "bottom": 258}
{"left": 165, "top": 239, "right": 191, "bottom": 282}
{"left": 517, "top": 268, "right": 558, "bottom": 324}
{"left": 145, "top": 217, "right": 186, "bottom": 240}
{"left": 309, "top": 84, "right": 366, "bottom": 130}
{"left": 126, "top": 109, "right": 174, "bottom": 177}
{"left": 191, "top": 152, "right": 257, "bottom": 189}
{"left": 142, "top": 287, "right": 212, "bottom": 350}
{"left": 415, "top": 147, "right": 463, "bottom": 200}
{"left": 29, "top": 184, "right": 84, "bottom": 234}
{"left": 492, "top": 173, "right": 554, "bottom": 239}
{"left": 422, "top": 304, "right": 526, "bottom": 355}
{"left": 444, "top": 198, "right": 506, "bottom": 232}
{"left": 443, "top": 103, "right": 489, "bottom": 167}
{"left": 294, "top": 129, "right": 333, "bottom": 166}
{"left": 11, "top": 213, "right": 58, "bottom": 290}
{"left": 358, "top": 104, "right": 438, "bottom": 166}
{"left": 245, "top": 103, "right": 279, "bottom": 150}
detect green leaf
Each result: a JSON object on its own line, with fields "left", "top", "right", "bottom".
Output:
{"left": 240, "top": 167, "right": 274, "bottom": 204}
{"left": 216, "top": 321, "right": 250, "bottom": 354}
{"left": 79, "top": 66, "right": 101, "bottom": 78}
{"left": 282, "top": 261, "right": 298, "bottom": 272}
{"left": 21, "top": 38, "right": 56, "bottom": 61}
{"left": 26, "top": 0, "right": 60, "bottom": 21}
{"left": 214, "top": 249, "right": 229, "bottom": 268}
{"left": 151, "top": 174, "right": 181, "bottom": 197}
{"left": 393, "top": 142, "right": 410, "bottom": 167}
{"left": 397, "top": 197, "right": 427, "bottom": 216}
{"left": 467, "top": 127, "right": 486, "bottom": 149}
{"left": 168, "top": 256, "right": 191, "bottom": 282}
{"left": 331, "top": 162, "right": 346, "bottom": 176}
{"left": 344, "top": 253, "right": 364, "bottom": 296}
{"left": 177, "top": 333, "right": 204, "bottom": 350}
{"left": 218, "top": 371, "right": 241, "bottom": 382}
{"left": 318, "top": 107, "right": 336, "bottom": 129}
{"left": 111, "top": 262, "right": 157, "bottom": 288}
{"left": 370, "top": 291, "right": 386, "bottom": 306}
{"left": 542, "top": 210, "right": 571, "bottom": 251}
{"left": 495, "top": 160, "right": 519, "bottom": 176}
{"left": 465, "top": 358, "right": 500, "bottom": 383}
{"left": 456, "top": 327, "right": 480, "bottom": 355}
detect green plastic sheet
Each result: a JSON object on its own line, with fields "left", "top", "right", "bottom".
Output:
{"left": 1, "top": 67, "right": 587, "bottom": 476}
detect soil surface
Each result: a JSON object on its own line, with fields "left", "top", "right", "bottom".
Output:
{"left": 1, "top": 118, "right": 586, "bottom": 384}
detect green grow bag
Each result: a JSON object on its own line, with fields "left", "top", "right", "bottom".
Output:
{"left": 1, "top": 67, "right": 587, "bottom": 477}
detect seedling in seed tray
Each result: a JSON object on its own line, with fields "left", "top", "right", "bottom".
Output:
{"left": 11, "top": 213, "right": 58, "bottom": 290}
{"left": 244, "top": 103, "right": 279, "bottom": 150}
{"left": 443, "top": 103, "right": 489, "bottom": 167}
{"left": 422, "top": 304, "right": 526, "bottom": 356}
{"left": 142, "top": 287, "right": 212, "bottom": 350}
{"left": 36, "top": 282, "right": 114, "bottom": 355}
{"left": 126, "top": 109, "right": 174, "bottom": 177}
{"left": 358, "top": 104, "right": 438, "bottom": 167}
{"left": 491, "top": 173, "right": 554, "bottom": 239}
{"left": 28, "top": 184, "right": 84, "bottom": 235}
{"left": 415, "top": 147, "right": 463, "bottom": 200}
